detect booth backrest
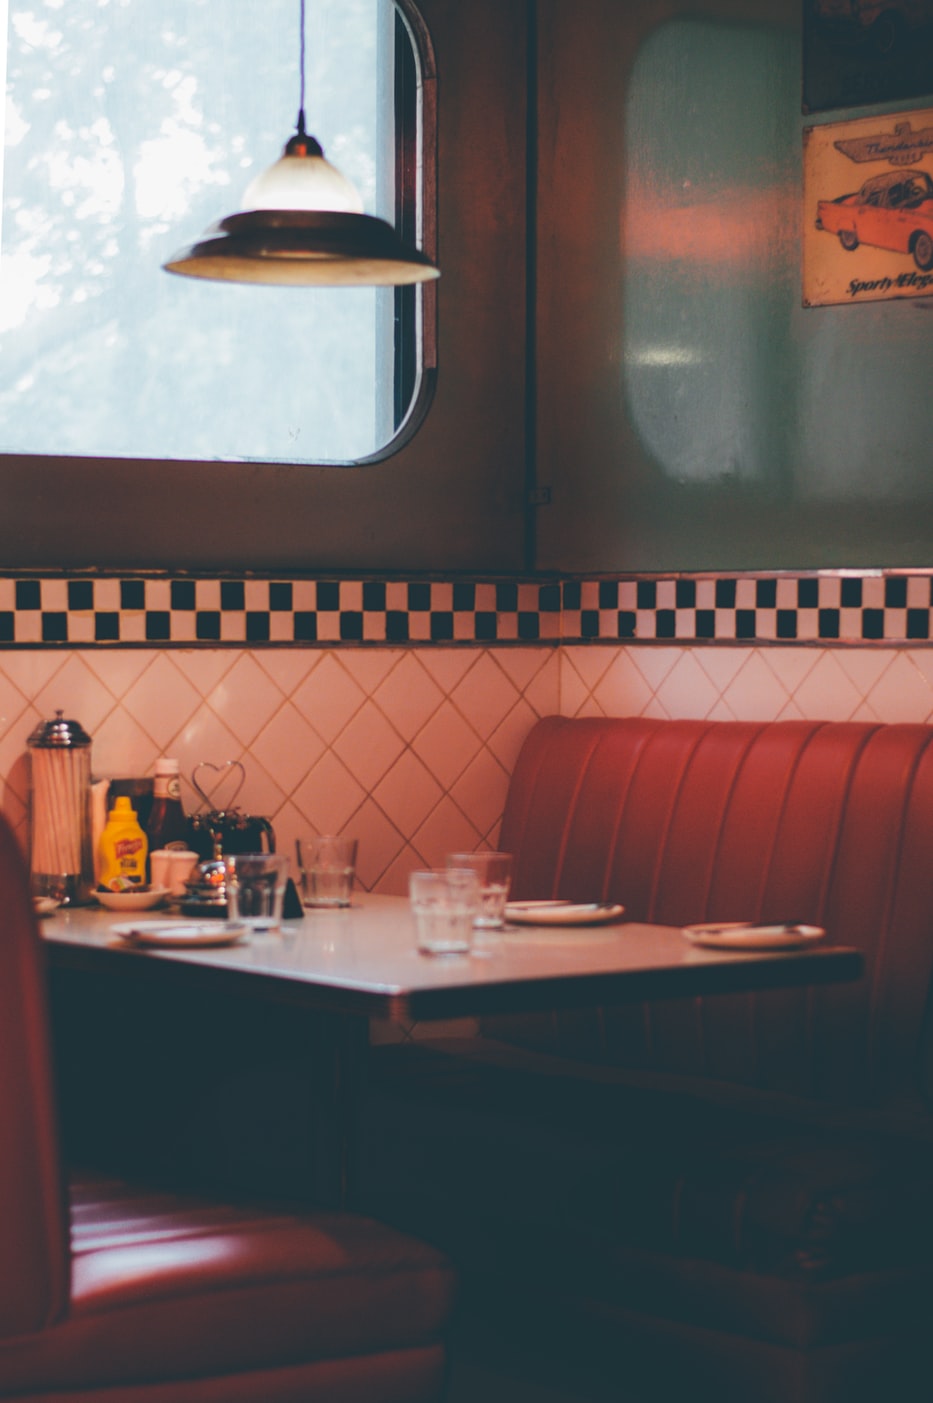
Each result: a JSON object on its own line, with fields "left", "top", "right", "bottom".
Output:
{"left": 0, "top": 813, "right": 69, "bottom": 1338}
{"left": 493, "top": 717, "right": 933, "bottom": 1124}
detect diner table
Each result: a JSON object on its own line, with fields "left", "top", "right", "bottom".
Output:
{"left": 40, "top": 895, "right": 863, "bottom": 1205}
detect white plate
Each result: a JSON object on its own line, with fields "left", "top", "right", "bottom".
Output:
{"left": 505, "top": 901, "right": 626, "bottom": 927}
{"left": 110, "top": 920, "right": 247, "bottom": 948}
{"left": 683, "top": 922, "right": 826, "bottom": 950}
{"left": 33, "top": 897, "right": 60, "bottom": 917}
{"left": 95, "top": 887, "right": 170, "bottom": 912}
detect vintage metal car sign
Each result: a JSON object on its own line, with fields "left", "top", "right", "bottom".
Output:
{"left": 803, "top": 108, "right": 933, "bottom": 306}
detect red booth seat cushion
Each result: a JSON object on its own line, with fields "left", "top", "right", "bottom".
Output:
{"left": 0, "top": 1174, "right": 454, "bottom": 1401}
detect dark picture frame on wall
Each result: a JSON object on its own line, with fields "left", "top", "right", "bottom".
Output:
{"left": 803, "top": 1, "right": 933, "bottom": 113}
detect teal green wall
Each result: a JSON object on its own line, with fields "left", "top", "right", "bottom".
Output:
{"left": 535, "top": 3, "right": 933, "bottom": 573}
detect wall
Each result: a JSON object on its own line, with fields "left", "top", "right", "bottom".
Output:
{"left": 4, "top": 569, "right": 933, "bottom": 899}
{"left": 0, "top": 639, "right": 559, "bottom": 895}
{"left": 535, "top": 0, "right": 933, "bottom": 573}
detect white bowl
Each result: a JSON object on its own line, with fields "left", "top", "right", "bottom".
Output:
{"left": 95, "top": 886, "right": 170, "bottom": 912}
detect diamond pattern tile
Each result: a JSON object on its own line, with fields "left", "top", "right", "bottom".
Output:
{"left": 292, "top": 656, "right": 366, "bottom": 746}
{"left": 860, "top": 654, "right": 933, "bottom": 722}
{"left": 121, "top": 656, "right": 203, "bottom": 751}
{"left": 590, "top": 652, "right": 655, "bottom": 717}
{"left": 162, "top": 649, "right": 237, "bottom": 699}
{"left": 789, "top": 653, "right": 866, "bottom": 721}
{"left": 33, "top": 654, "right": 119, "bottom": 740}
{"left": 0, "top": 652, "right": 67, "bottom": 700}
{"left": 342, "top": 798, "right": 406, "bottom": 892}
{"left": 449, "top": 748, "right": 511, "bottom": 842}
{"left": 450, "top": 655, "right": 522, "bottom": 738}
{"left": 331, "top": 700, "right": 407, "bottom": 793}
{"left": 250, "top": 703, "right": 326, "bottom": 795}
{"left": 251, "top": 649, "right": 317, "bottom": 698}
{"left": 486, "top": 697, "right": 543, "bottom": 772}
{"left": 373, "top": 751, "right": 444, "bottom": 841}
{"left": 205, "top": 654, "right": 287, "bottom": 749}
{"left": 560, "top": 659, "right": 601, "bottom": 717}
{"left": 523, "top": 652, "right": 561, "bottom": 716}
{"left": 411, "top": 700, "right": 483, "bottom": 790}
{"left": 834, "top": 648, "right": 899, "bottom": 697}
{"left": 173, "top": 715, "right": 246, "bottom": 800}
{"left": 417, "top": 648, "right": 480, "bottom": 694}
{"left": 292, "top": 750, "right": 368, "bottom": 836}
{"left": 560, "top": 646, "right": 615, "bottom": 695}
{"left": 372, "top": 655, "right": 445, "bottom": 742}
{"left": 91, "top": 709, "right": 161, "bottom": 784}
{"left": 88, "top": 649, "right": 162, "bottom": 699}
{"left": 653, "top": 653, "right": 724, "bottom": 719}
{"left": 4, "top": 640, "right": 933, "bottom": 896}
{"left": 707, "top": 653, "right": 792, "bottom": 722}
{"left": 412, "top": 795, "right": 483, "bottom": 870}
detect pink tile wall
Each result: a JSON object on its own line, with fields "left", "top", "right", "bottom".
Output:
{"left": 561, "top": 645, "right": 933, "bottom": 724}
{"left": 0, "top": 646, "right": 560, "bottom": 893}
{"left": 4, "top": 643, "right": 933, "bottom": 895}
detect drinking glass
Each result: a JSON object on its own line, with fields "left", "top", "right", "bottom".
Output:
{"left": 446, "top": 851, "right": 513, "bottom": 929}
{"left": 225, "top": 852, "right": 289, "bottom": 931}
{"left": 409, "top": 868, "right": 481, "bottom": 954}
{"left": 297, "top": 835, "right": 358, "bottom": 908}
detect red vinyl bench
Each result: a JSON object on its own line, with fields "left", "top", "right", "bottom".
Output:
{"left": 365, "top": 716, "right": 933, "bottom": 1403}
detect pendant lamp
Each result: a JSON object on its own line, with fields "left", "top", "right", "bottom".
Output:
{"left": 163, "top": 0, "right": 439, "bottom": 288}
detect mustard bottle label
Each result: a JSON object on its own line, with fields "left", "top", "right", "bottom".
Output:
{"left": 98, "top": 799, "right": 148, "bottom": 889}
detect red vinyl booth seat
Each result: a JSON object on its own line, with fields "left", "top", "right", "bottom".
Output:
{"left": 0, "top": 811, "right": 455, "bottom": 1403}
{"left": 365, "top": 717, "right": 933, "bottom": 1403}
{"left": 492, "top": 715, "right": 933, "bottom": 1111}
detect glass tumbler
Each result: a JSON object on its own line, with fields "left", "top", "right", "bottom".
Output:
{"left": 446, "top": 851, "right": 513, "bottom": 930}
{"left": 409, "top": 868, "right": 481, "bottom": 954}
{"left": 224, "top": 852, "right": 289, "bottom": 931}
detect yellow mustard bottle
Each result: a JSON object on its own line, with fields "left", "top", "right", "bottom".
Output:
{"left": 98, "top": 794, "right": 148, "bottom": 890}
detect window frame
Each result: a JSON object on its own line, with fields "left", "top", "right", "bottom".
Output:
{"left": 0, "top": 0, "right": 529, "bottom": 576}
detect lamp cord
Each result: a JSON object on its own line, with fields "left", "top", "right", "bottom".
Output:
{"left": 297, "top": 0, "right": 307, "bottom": 137}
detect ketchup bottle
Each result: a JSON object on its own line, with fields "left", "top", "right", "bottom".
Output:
{"left": 146, "top": 758, "right": 188, "bottom": 855}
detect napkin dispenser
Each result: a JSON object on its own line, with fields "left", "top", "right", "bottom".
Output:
{"left": 27, "top": 710, "right": 94, "bottom": 906}
{"left": 186, "top": 760, "right": 276, "bottom": 859}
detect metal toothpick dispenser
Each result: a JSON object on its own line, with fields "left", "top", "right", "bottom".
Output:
{"left": 27, "top": 710, "right": 94, "bottom": 906}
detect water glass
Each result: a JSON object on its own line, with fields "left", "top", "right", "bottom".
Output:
{"left": 410, "top": 868, "right": 482, "bottom": 954}
{"left": 446, "top": 851, "right": 513, "bottom": 929}
{"left": 225, "top": 852, "right": 289, "bottom": 931}
{"left": 297, "top": 835, "right": 358, "bottom": 908}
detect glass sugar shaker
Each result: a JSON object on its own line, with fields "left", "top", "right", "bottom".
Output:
{"left": 27, "top": 710, "right": 94, "bottom": 906}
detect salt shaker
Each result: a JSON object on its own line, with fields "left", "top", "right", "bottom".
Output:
{"left": 27, "top": 710, "right": 94, "bottom": 905}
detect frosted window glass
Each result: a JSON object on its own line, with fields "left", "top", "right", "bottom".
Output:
{"left": 0, "top": 0, "right": 413, "bottom": 464}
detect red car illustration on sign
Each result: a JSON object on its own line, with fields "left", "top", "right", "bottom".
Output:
{"left": 815, "top": 167, "right": 933, "bottom": 269}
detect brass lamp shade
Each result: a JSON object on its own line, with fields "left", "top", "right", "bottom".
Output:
{"left": 163, "top": 207, "right": 439, "bottom": 287}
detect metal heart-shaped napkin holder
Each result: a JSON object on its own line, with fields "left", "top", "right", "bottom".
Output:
{"left": 192, "top": 760, "right": 246, "bottom": 814}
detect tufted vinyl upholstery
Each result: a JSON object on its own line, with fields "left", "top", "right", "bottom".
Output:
{"left": 0, "top": 811, "right": 455, "bottom": 1402}
{"left": 493, "top": 716, "right": 933, "bottom": 1118}
{"left": 365, "top": 717, "right": 933, "bottom": 1403}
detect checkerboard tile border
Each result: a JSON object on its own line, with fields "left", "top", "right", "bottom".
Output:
{"left": 0, "top": 572, "right": 931, "bottom": 647}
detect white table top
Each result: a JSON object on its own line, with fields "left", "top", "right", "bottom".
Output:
{"left": 40, "top": 893, "right": 863, "bottom": 1023}
{"left": 39, "top": 892, "right": 864, "bottom": 1026}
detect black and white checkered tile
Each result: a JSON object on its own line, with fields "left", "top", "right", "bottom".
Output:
{"left": 0, "top": 573, "right": 930, "bottom": 647}
{"left": 560, "top": 575, "right": 933, "bottom": 645}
